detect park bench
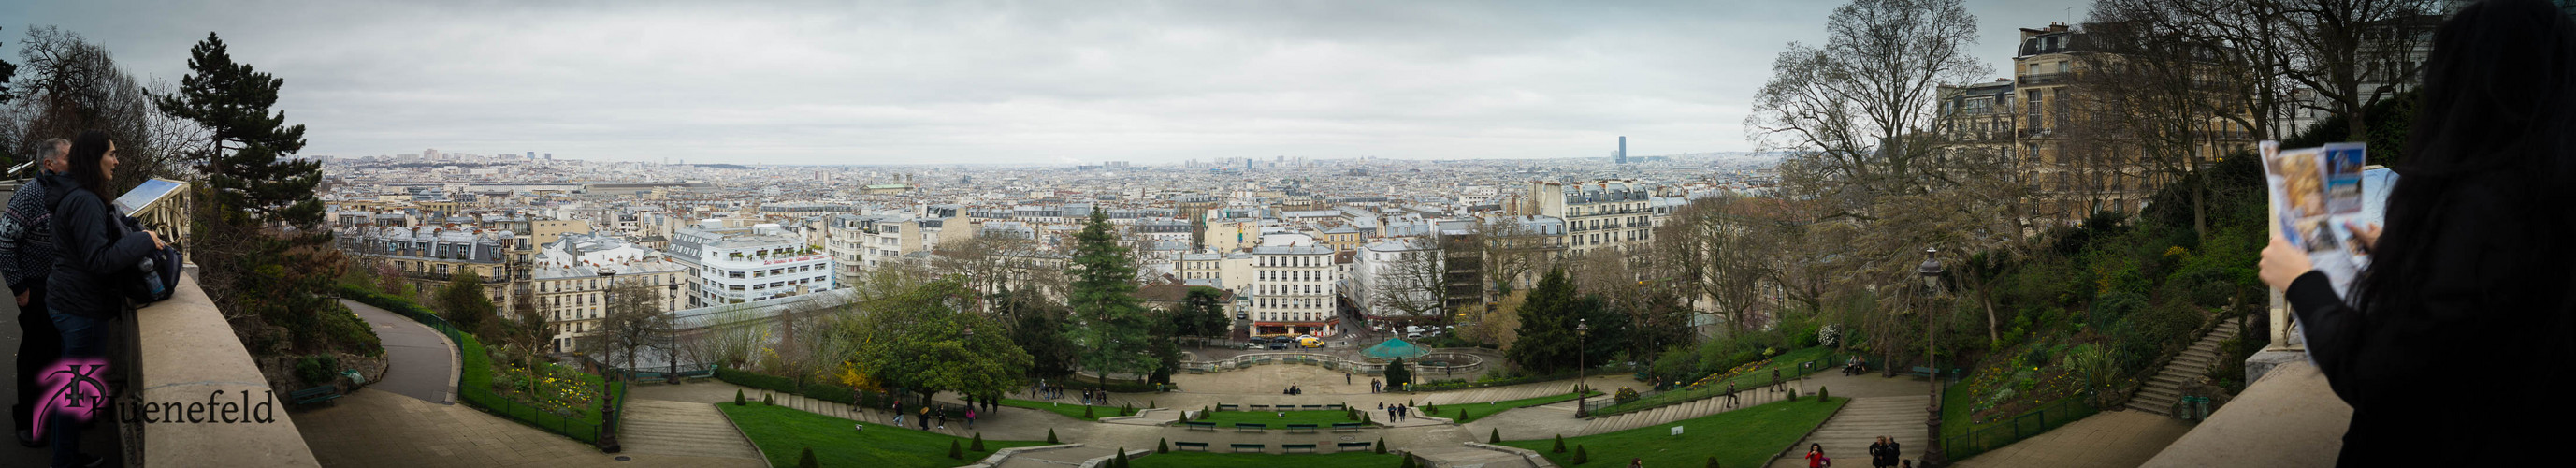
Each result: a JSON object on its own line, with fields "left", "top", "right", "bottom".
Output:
{"left": 1286, "top": 424, "right": 1318, "bottom": 433}
{"left": 1217, "top": 403, "right": 1240, "bottom": 411}
{"left": 1282, "top": 444, "right": 1317, "bottom": 453}
{"left": 1325, "top": 403, "right": 1344, "bottom": 410}
{"left": 1174, "top": 442, "right": 1211, "bottom": 452}
{"left": 1905, "top": 366, "right": 1938, "bottom": 379}
{"left": 1235, "top": 423, "right": 1266, "bottom": 432}
{"left": 1299, "top": 404, "right": 1323, "bottom": 411}
{"left": 288, "top": 386, "right": 342, "bottom": 407}
{"left": 1182, "top": 421, "right": 1217, "bottom": 431}
{"left": 1230, "top": 443, "right": 1266, "bottom": 453}
{"left": 1250, "top": 404, "right": 1271, "bottom": 411}
{"left": 1331, "top": 422, "right": 1365, "bottom": 432}
{"left": 1336, "top": 442, "right": 1375, "bottom": 452}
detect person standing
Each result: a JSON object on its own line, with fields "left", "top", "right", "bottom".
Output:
{"left": 1804, "top": 444, "right": 1831, "bottom": 468}
{"left": 966, "top": 408, "right": 977, "bottom": 430}
{"left": 47, "top": 130, "right": 163, "bottom": 468}
{"left": 892, "top": 400, "right": 904, "bottom": 426}
{"left": 2, "top": 138, "right": 69, "bottom": 448}
{"left": 1867, "top": 437, "right": 1886, "bottom": 468}
{"left": 1725, "top": 382, "right": 1739, "bottom": 407}
{"left": 2255, "top": 2, "right": 2576, "bottom": 465}
{"left": 1881, "top": 436, "right": 1900, "bottom": 468}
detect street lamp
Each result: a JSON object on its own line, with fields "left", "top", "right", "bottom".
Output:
{"left": 666, "top": 279, "right": 680, "bottom": 384}
{"left": 1917, "top": 247, "right": 1947, "bottom": 467}
{"left": 1574, "top": 318, "right": 1590, "bottom": 417}
{"left": 594, "top": 268, "right": 620, "bottom": 453}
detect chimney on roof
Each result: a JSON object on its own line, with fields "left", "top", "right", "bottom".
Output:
{"left": 2048, "top": 22, "right": 2069, "bottom": 33}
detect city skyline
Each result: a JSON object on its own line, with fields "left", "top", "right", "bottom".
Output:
{"left": 4, "top": 0, "right": 2078, "bottom": 165}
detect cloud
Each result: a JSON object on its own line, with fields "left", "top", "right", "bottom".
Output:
{"left": 1, "top": 0, "right": 2084, "bottom": 165}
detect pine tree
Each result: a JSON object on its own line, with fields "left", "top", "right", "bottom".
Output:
{"left": 949, "top": 440, "right": 963, "bottom": 459}
{"left": 798, "top": 447, "right": 818, "bottom": 468}
{"left": 1707, "top": 455, "right": 1721, "bottom": 467}
{"left": 973, "top": 432, "right": 987, "bottom": 451}
{"left": 1375, "top": 437, "right": 1387, "bottom": 454}
{"left": 154, "top": 32, "right": 323, "bottom": 228}
{"left": 1490, "top": 428, "right": 1501, "bottom": 443}
{"left": 1112, "top": 447, "right": 1129, "bottom": 468}
{"left": 1083, "top": 405, "right": 1096, "bottom": 419}
{"left": 1048, "top": 428, "right": 1060, "bottom": 444}
{"left": 1068, "top": 209, "right": 1154, "bottom": 391}
{"left": 1554, "top": 434, "right": 1567, "bottom": 453}
{"left": 735, "top": 389, "right": 746, "bottom": 406}
{"left": 764, "top": 393, "right": 775, "bottom": 405}
{"left": 1459, "top": 408, "right": 1469, "bottom": 422}
{"left": 1572, "top": 445, "right": 1588, "bottom": 464}
{"left": 1157, "top": 438, "right": 1169, "bottom": 454}
{"left": 1507, "top": 268, "right": 1589, "bottom": 373}
{"left": 1399, "top": 455, "right": 1419, "bottom": 468}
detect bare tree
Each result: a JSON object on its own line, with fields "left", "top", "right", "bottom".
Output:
{"left": 583, "top": 279, "right": 672, "bottom": 378}
{"left": 1747, "top": 0, "right": 1993, "bottom": 207}
{"left": 1658, "top": 195, "right": 1782, "bottom": 338}
{"left": 0, "top": 26, "right": 195, "bottom": 186}
{"left": 2267, "top": 0, "right": 2440, "bottom": 141}
{"left": 1364, "top": 239, "right": 1446, "bottom": 324}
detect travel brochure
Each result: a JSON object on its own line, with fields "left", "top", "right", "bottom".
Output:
{"left": 2262, "top": 140, "right": 2382, "bottom": 297}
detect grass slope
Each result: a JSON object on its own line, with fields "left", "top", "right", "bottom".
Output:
{"left": 1448, "top": 391, "right": 1597, "bottom": 423}
{"left": 999, "top": 398, "right": 1130, "bottom": 421}
{"left": 1190, "top": 409, "right": 1367, "bottom": 427}
{"left": 1129, "top": 450, "right": 1403, "bottom": 468}
{"left": 1501, "top": 397, "right": 1846, "bottom": 468}
{"left": 718, "top": 402, "right": 1045, "bottom": 468}
{"left": 1597, "top": 346, "right": 1835, "bottom": 417}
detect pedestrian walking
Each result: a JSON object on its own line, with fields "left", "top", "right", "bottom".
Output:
{"left": 0, "top": 137, "right": 68, "bottom": 448}
{"left": 1804, "top": 444, "right": 1831, "bottom": 468}
{"left": 1346, "top": 373, "right": 1352, "bottom": 385}
{"left": 919, "top": 406, "right": 931, "bottom": 430}
{"left": 966, "top": 409, "right": 976, "bottom": 430}
{"left": 893, "top": 401, "right": 904, "bottom": 426}
{"left": 1725, "top": 382, "right": 1739, "bottom": 407}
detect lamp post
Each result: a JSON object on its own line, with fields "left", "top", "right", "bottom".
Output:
{"left": 666, "top": 279, "right": 680, "bottom": 384}
{"left": 1917, "top": 247, "right": 1947, "bottom": 467}
{"left": 1574, "top": 318, "right": 1590, "bottom": 417}
{"left": 594, "top": 268, "right": 620, "bottom": 453}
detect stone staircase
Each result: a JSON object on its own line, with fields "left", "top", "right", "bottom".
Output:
{"left": 619, "top": 399, "right": 764, "bottom": 461}
{"left": 2128, "top": 316, "right": 2243, "bottom": 417}
{"left": 1767, "top": 396, "right": 1929, "bottom": 468}
{"left": 1570, "top": 380, "right": 1801, "bottom": 436}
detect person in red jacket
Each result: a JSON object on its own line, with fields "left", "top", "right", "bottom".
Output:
{"left": 1804, "top": 443, "right": 1831, "bottom": 468}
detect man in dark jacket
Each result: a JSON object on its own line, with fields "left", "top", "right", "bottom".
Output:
{"left": 0, "top": 138, "right": 68, "bottom": 447}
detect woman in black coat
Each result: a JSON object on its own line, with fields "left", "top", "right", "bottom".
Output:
{"left": 39, "top": 129, "right": 164, "bottom": 468}
{"left": 2258, "top": 1, "right": 2576, "bottom": 465}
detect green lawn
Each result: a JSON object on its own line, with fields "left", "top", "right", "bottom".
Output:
{"left": 718, "top": 402, "right": 1046, "bottom": 468}
{"left": 1501, "top": 397, "right": 1846, "bottom": 468}
{"left": 1189, "top": 409, "right": 1369, "bottom": 427}
{"left": 1130, "top": 450, "right": 1404, "bottom": 468}
{"left": 1445, "top": 391, "right": 1598, "bottom": 423}
{"left": 1595, "top": 346, "right": 1836, "bottom": 417}
{"left": 1000, "top": 398, "right": 1133, "bottom": 421}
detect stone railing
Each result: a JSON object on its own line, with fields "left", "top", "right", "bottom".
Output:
{"left": 123, "top": 270, "right": 324, "bottom": 467}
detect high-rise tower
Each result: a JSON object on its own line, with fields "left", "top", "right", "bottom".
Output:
{"left": 1616, "top": 136, "right": 1628, "bottom": 165}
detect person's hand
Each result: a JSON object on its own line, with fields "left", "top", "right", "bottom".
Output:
{"left": 2261, "top": 234, "right": 2315, "bottom": 291}
{"left": 2344, "top": 221, "right": 2382, "bottom": 254}
{"left": 14, "top": 290, "right": 26, "bottom": 307}
{"left": 147, "top": 230, "right": 167, "bottom": 249}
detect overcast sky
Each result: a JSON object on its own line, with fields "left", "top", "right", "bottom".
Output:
{"left": 4, "top": 0, "right": 2085, "bottom": 165}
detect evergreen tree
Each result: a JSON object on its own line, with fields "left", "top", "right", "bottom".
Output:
{"left": 973, "top": 432, "right": 986, "bottom": 451}
{"left": 1066, "top": 209, "right": 1155, "bottom": 392}
{"left": 1399, "top": 455, "right": 1419, "bottom": 468}
{"left": 949, "top": 440, "right": 963, "bottom": 459}
{"left": 1490, "top": 428, "right": 1501, "bottom": 443}
{"left": 1375, "top": 437, "right": 1387, "bottom": 453}
{"left": 1112, "top": 447, "right": 1128, "bottom": 468}
{"left": 1157, "top": 438, "right": 1168, "bottom": 454}
{"left": 1047, "top": 428, "right": 1060, "bottom": 444}
{"left": 154, "top": 32, "right": 322, "bottom": 228}
{"left": 798, "top": 447, "right": 818, "bottom": 468}
{"left": 1708, "top": 455, "right": 1721, "bottom": 467}
{"left": 1553, "top": 434, "right": 1567, "bottom": 453}
{"left": 1572, "top": 445, "right": 1588, "bottom": 464}
{"left": 1384, "top": 358, "right": 1411, "bottom": 389}
{"left": 735, "top": 389, "right": 745, "bottom": 406}
{"left": 1508, "top": 268, "right": 1588, "bottom": 373}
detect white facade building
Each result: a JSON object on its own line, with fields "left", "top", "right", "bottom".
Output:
{"left": 527, "top": 233, "right": 687, "bottom": 353}
{"left": 1249, "top": 243, "right": 1338, "bottom": 337}
{"left": 670, "top": 222, "right": 836, "bottom": 307}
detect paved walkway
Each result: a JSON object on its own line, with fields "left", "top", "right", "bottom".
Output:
{"left": 618, "top": 399, "right": 762, "bottom": 461}
{"left": 1953, "top": 410, "right": 2192, "bottom": 468}
{"left": 1764, "top": 372, "right": 1944, "bottom": 468}
{"left": 342, "top": 299, "right": 456, "bottom": 404}
{"left": 307, "top": 300, "right": 757, "bottom": 467}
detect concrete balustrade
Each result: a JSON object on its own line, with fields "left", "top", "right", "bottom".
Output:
{"left": 123, "top": 271, "right": 324, "bottom": 467}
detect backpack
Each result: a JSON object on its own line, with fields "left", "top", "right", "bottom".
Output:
{"left": 114, "top": 214, "right": 181, "bottom": 305}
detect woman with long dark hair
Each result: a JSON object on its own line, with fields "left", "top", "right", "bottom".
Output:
{"left": 2259, "top": 0, "right": 2576, "bottom": 465}
{"left": 39, "top": 129, "right": 162, "bottom": 468}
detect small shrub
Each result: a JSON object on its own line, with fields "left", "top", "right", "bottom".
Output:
{"left": 1786, "top": 388, "right": 1799, "bottom": 402}
{"left": 1376, "top": 437, "right": 1387, "bottom": 453}
{"left": 1554, "top": 434, "right": 1566, "bottom": 453}
{"left": 1083, "top": 405, "right": 1096, "bottom": 419}
{"left": 1573, "top": 445, "right": 1589, "bottom": 464}
{"left": 1122, "top": 402, "right": 1134, "bottom": 416}
{"left": 735, "top": 389, "right": 746, "bottom": 406}
{"left": 295, "top": 354, "right": 341, "bottom": 386}
{"left": 1399, "top": 455, "right": 1419, "bottom": 468}
{"left": 1158, "top": 438, "right": 1168, "bottom": 454}
{"left": 1425, "top": 402, "right": 1439, "bottom": 415}
{"left": 949, "top": 440, "right": 963, "bottom": 459}
{"left": 1490, "top": 428, "right": 1501, "bottom": 443}
{"left": 798, "top": 447, "right": 818, "bottom": 468}
{"left": 1614, "top": 387, "right": 1641, "bottom": 404}
{"left": 974, "top": 432, "right": 987, "bottom": 451}
{"left": 1459, "top": 408, "right": 1469, "bottom": 422}
{"left": 1707, "top": 455, "right": 1720, "bottom": 467}
{"left": 1112, "top": 447, "right": 1128, "bottom": 468}
{"left": 1048, "top": 428, "right": 1060, "bottom": 444}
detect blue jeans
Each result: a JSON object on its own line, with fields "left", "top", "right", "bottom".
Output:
{"left": 48, "top": 311, "right": 108, "bottom": 467}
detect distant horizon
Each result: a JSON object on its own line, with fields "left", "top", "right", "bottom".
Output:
{"left": 7, "top": 0, "right": 2076, "bottom": 165}
{"left": 323, "top": 150, "right": 1782, "bottom": 167}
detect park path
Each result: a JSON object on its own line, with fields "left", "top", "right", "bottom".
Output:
{"left": 1758, "top": 372, "right": 1939, "bottom": 468}
{"left": 1567, "top": 378, "right": 1804, "bottom": 437}
{"left": 302, "top": 305, "right": 756, "bottom": 468}
{"left": 1951, "top": 410, "right": 2191, "bottom": 468}
{"left": 2130, "top": 316, "right": 2243, "bottom": 417}
{"left": 617, "top": 399, "right": 762, "bottom": 461}
{"left": 342, "top": 299, "right": 457, "bottom": 404}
